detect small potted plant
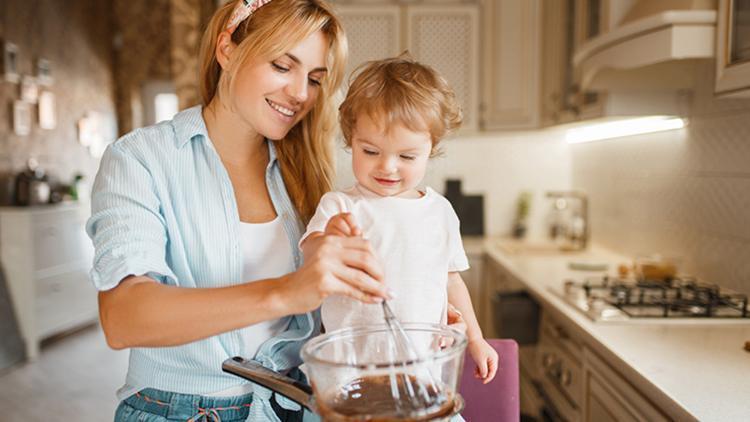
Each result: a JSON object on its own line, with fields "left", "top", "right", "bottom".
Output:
{"left": 512, "top": 191, "right": 531, "bottom": 239}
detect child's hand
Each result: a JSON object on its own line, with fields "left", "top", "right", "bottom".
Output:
{"left": 468, "top": 339, "right": 499, "bottom": 384}
{"left": 324, "top": 212, "right": 362, "bottom": 237}
{"left": 446, "top": 303, "right": 466, "bottom": 333}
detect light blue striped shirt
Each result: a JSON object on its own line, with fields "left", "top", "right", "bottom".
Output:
{"left": 86, "top": 105, "right": 318, "bottom": 420}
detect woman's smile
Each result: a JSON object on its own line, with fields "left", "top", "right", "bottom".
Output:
{"left": 266, "top": 98, "right": 297, "bottom": 118}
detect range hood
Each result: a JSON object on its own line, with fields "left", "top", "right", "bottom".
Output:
{"left": 573, "top": 7, "right": 717, "bottom": 92}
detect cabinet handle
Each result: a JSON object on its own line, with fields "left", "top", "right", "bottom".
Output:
{"left": 543, "top": 353, "right": 554, "bottom": 369}
{"left": 561, "top": 369, "right": 572, "bottom": 386}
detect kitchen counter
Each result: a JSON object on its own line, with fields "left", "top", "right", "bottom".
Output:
{"left": 482, "top": 238, "right": 750, "bottom": 422}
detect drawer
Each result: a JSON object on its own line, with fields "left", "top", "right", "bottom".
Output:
{"left": 537, "top": 334, "right": 583, "bottom": 410}
{"left": 32, "top": 209, "right": 93, "bottom": 272}
{"left": 35, "top": 268, "right": 98, "bottom": 338}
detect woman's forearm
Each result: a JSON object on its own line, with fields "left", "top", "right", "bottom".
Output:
{"left": 447, "top": 272, "right": 484, "bottom": 342}
{"left": 98, "top": 275, "right": 293, "bottom": 349}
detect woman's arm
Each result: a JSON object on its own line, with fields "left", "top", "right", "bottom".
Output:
{"left": 100, "top": 233, "right": 387, "bottom": 349}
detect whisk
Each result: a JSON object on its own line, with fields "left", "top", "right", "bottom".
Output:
{"left": 381, "top": 300, "right": 442, "bottom": 412}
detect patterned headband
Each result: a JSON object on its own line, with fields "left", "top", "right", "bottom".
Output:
{"left": 226, "top": 0, "right": 274, "bottom": 34}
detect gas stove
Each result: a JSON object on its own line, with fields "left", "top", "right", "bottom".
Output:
{"left": 558, "top": 275, "right": 750, "bottom": 322}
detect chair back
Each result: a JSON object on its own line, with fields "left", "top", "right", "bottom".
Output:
{"left": 458, "top": 339, "right": 519, "bottom": 422}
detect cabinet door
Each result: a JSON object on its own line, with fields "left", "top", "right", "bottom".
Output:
{"left": 541, "top": 0, "right": 578, "bottom": 126}
{"left": 463, "top": 251, "right": 484, "bottom": 316}
{"left": 481, "top": 0, "right": 541, "bottom": 130}
{"left": 716, "top": 0, "right": 750, "bottom": 96}
{"left": 333, "top": 5, "right": 401, "bottom": 83}
{"left": 583, "top": 348, "right": 669, "bottom": 422}
{"left": 405, "top": 4, "right": 480, "bottom": 134}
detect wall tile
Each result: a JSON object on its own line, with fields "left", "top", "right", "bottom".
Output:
{"left": 573, "top": 70, "right": 750, "bottom": 294}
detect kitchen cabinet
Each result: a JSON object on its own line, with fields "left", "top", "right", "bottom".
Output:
{"left": 715, "top": 0, "right": 750, "bottom": 96}
{"left": 333, "top": 4, "right": 401, "bottom": 77}
{"left": 480, "top": 0, "right": 542, "bottom": 130}
{"left": 536, "top": 312, "right": 583, "bottom": 421}
{"left": 0, "top": 203, "right": 97, "bottom": 360}
{"left": 582, "top": 348, "right": 669, "bottom": 422}
{"left": 541, "top": 0, "right": 579, "bottom": 126}
{"left": 332, "top": 1, "right": 480, "bottom": 133}
{"left": 462, "top": 245, "right": 484, "bottom": 318}
{"left": 540, "top": 0, "right": 606, "bottom": 126}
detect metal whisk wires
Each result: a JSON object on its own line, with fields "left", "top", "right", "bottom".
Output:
{"left": 381, "top": 300, "right": 441, "bottom": 412}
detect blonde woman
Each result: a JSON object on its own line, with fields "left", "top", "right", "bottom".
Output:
{"left": 86, "top": 1, "right": 388, "bottom": 420}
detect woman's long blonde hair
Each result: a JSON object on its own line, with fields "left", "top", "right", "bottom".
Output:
{"left": 199, "top": 0, "right": 347, "bottom": 223}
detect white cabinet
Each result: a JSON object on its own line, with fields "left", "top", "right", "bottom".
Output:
{"left": 334, "top": 4, "right": 401, "bottom": 77}
{"left": 715, "top": 0, "right": 750, "bottom": 96}
{"left": 332, "top": 1, "right": 480, "bottom": 133}
{"left": 582, "top": 348, "right": 669, "bottom": 422}
{"left": 407, "top": 4, "right": 480, "bottom": 134}
{"left": 481, "top": 0, "right": 542, "bottom": 130}
{"left": 0, "top": 203, "right": 97, "bottom": 360}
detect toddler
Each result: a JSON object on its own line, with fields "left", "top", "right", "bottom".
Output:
{"left": 300, "top": 55, "right": 498, "bottom": 383}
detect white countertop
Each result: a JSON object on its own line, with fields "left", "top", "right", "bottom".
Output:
{"left": 482, "top": 238, "right": 750, "bottom": 422}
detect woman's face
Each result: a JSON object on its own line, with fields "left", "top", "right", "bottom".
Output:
{"left": 232, "top": 30, "right": 329, "bottom": 140}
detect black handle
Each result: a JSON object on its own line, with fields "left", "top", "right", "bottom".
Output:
{"left": 222, "top": 357, "right": 316, "bottom": 411}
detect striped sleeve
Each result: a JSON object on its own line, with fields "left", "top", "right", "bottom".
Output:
{"left": 86, "top": 140, "right": 177, "bottom": 291}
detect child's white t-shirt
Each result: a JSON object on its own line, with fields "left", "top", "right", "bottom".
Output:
{"left": 301, "top": 184, "right": 470, "bottom": 333}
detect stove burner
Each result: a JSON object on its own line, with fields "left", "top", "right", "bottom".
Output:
{"left": 567, "top": 276, "right": 749, "bottom": 319}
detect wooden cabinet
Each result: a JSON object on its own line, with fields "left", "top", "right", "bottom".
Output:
{"left": 0, "top": 203, "right": 97, "bottom": 360}
{"left": 481, "top": 0, "right": 542, "bottom": 130}
{"left": 332, "top": 1, "right": 481, "bottom": 133}
{"left": 716, "top": 0, "right": 750, "bottom": 96}
{"left": 541, "top": 0, "right": 579, "bottom": 126}
{"left": 479, "top": 255, "right": 527, "bottom": 338}
{"left": 582, "top": 348, "right": 669, "bottom": 422}
{"left": 462, "top": 247, "right": 484, "bottom": 317}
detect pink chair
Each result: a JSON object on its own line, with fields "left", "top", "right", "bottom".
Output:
{"left": 459, "top": 339, "right": 519, "bottom": 422}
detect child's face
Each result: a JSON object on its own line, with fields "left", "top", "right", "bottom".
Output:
{"left": 350, "top": 114, "right": 432, "bottom": 198}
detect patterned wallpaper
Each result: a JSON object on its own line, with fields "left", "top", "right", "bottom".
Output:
{"left": 571, "top": 63, "right": 750, "bottom": 294}
{"left": 0, "top": 0, "right": 118, "bottom": 203}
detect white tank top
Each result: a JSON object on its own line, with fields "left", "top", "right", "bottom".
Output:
{"left": 208, "top": 216, "right": 295, "bottom": 396}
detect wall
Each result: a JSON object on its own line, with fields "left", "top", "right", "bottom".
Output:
{"left": 0, "top": 0, "right": 117, "bottom": 201}
{"left": 572, "top": 63, "right": 750, "bottom": 294}
{"left": 112, "top": 0, "right": 213, "bottom": 134}
{"left": 335, "top": 127, "right": 573, "bottom": 239}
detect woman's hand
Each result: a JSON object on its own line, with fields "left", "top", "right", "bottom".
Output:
{"left": 285, "top": 232, "right": 388, "bottom": 314}
{"left": 468, "top": 338, "right": 499, "bottom": 384}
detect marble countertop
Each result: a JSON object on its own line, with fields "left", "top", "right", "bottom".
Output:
{"left": 481, "top": 238, "right": 750, "bottom": 422}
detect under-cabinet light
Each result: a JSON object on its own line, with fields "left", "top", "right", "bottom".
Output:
{"left": 565, "top": 116, "right": 686, "bottom": 144}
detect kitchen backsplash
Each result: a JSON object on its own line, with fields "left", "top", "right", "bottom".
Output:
{"left": 572, "top": 64, "right": 750, "bottom": 295}
{"left": 335, "top": 126, "right": 572, "bottom": 239}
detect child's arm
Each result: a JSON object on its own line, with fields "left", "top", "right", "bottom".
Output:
{"left": 300, "top": 212, "right": 362, "bottom": 248}
{"left": 447, "top": 272, "right": 499, "bottom": 384}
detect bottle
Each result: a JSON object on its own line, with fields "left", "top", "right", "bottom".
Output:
{"left": 547, "top": 197, "right": 568, "bottom": 244}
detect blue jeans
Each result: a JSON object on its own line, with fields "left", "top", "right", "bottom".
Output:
{"left": 114, "top": 388, "right": 303, "bottom": 421}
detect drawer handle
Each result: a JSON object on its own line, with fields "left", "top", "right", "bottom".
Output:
{"left": 560, "top": 369, "right": 572, "bottom": 386}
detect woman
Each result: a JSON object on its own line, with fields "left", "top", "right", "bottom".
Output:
{"left": 86, "top": 1, "right": 388, "bottom": 420}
